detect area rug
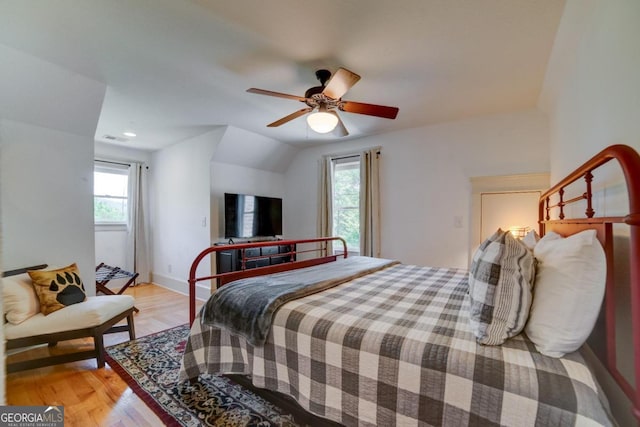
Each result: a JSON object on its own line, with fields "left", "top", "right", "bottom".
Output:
{"left": 105, "top": 324, "right": 300, "bottom": 427}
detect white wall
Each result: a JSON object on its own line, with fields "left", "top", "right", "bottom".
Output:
{"left": 0, "top": 45, "right": 105, "bottom": 292}
{"left": 149, "top": 125, "right": 292, "bottom": 298}
{"left": 95, "top": 230, "right": 128, "bottom": 272}
{"left": 541, "top": 0, "right": 640, "bottom": 183}
{"left": 150, "top": 127, "right": 224, "bottom": 297}
{"left": 0, "top": 120, "right": 96, "bottom": 287}
{"left": 0, "top": 43, "right": 105, "bottom": 406}
{"left": 210, "top": 162, "right": 285, "bottom": 240}
{"left": 285, "top": 108, "right": 549, "bottom": 268}
{"left": 211, "top": 126, "right": 298, "bottom": 174}
{"left": 539, "top": 1, "right": 640, "bottom": 425}
{"left": 95, "top": 141, "right": 153, "bottom": 164}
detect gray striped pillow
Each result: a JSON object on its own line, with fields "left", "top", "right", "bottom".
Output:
{"left": 468, "top": 229, "right": 535, "bottom": 345}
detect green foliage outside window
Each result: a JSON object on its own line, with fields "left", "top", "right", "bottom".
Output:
{"left": 94, "top": 169, "right": 129, "bottom": 224}
{"left": 333, "top": 163, "right": 360, "bottom": 252}
{"left": 94, "top": 197, "right": 127, "bottom": 223}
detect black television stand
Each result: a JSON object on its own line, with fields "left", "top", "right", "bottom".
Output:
{"left": 214, "top": 238, "right": 295, "bottom": 282}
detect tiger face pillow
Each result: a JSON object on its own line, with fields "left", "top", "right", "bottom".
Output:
{"left": 28, "top": 263, "right": 87, "bottom": 315}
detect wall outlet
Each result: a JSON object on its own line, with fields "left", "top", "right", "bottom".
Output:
{"left": 202, "top": 216, "right": 207, "bottom": 227}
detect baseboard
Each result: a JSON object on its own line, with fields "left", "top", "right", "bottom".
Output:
{"left": 150, "top": 273, "right": 210, "bottom": 301}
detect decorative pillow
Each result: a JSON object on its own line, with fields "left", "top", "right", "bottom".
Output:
{"left": 468, "top": 229, "right": 536, "bottom": 345}
{"left": 2, "top": 273, "right": 40, "bottom": 324}
{"left": 28, "top": 263, "right": 87, "bottom": 315}
{"left": 525, "top": 230, "right": 606, "bottom": 357}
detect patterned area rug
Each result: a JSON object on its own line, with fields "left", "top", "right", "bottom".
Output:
{"left": 105, "top": 324, "right": 300, "bottom": 427}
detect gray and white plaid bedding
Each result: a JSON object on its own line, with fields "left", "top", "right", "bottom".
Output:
{"left": 179, "top": 263, "right": 612, "bottom": 426}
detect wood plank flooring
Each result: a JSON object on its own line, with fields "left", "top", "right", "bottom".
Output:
{"left": 5, "top": 283, "right": 203, "bottom": 427}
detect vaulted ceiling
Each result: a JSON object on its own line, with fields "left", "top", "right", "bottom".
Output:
{"left": 0, "top": 1, "right": 565, "bottom": 150}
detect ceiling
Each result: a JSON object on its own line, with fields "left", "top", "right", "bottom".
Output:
{"left": 0, "top": 0, "right": 565, "bottom": 150}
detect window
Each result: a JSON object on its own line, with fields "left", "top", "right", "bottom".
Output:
{"left": 320, "top": 148, "right": 379, "bottom": 257}
{"left": 332, "top": 156, "right": 361, "bottom": 254}
{"left": 94, "top": 163, "right": 129, "bottom": 225}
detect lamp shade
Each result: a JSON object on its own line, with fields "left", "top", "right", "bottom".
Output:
{"left": 508, "top": 226, "right": 530, "bottom": 239}
{"left": 307, "top": 110, "right": 338, "bottom": 134}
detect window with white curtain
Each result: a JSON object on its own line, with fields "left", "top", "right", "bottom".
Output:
{"left": 319, "top": 147, "right": 380, "bottom": 258}
{"left": 94, "top": 162, "right": 130, "bottom": 226}
{"left": 332, "top": 155, "right": 361, "bottom": 254}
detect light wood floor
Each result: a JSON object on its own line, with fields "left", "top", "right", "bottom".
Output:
{"left": 6, "top": 283, "right": 203, "bottom": 427}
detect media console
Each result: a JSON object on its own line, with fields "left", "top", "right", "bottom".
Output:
{"left": 215, "top": 240, "right": 296, "bottom": 279}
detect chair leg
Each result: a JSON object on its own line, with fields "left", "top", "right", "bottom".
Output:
{"left": 95, "top": 334, "right": 105, "bottom": 368}
{"left": 127, "top": 313, "right": 136, "bottom": 340}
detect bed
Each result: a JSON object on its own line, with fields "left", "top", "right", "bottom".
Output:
{"left": 179, "top": 144, "right": 640, "bottom": 426}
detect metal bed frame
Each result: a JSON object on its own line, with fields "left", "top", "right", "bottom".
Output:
{"left": 538, "top": 144, "right": 640, "bottom": 421}
{"left": 188, "top": 237, "right": 347, "bottom": 325}
{"left": 187, "top": 144, "right": 640, "bottom": 422}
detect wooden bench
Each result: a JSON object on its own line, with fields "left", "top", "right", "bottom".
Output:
{"left": 3, "top": 265, "right": 136, "bottom": 373}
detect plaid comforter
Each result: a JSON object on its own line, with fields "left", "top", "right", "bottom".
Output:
{"left": 179, "top": 263, "right": 612, "bottom": 426}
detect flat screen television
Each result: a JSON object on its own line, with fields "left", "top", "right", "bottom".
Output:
{"left": 224, "top": 193, "right": 282, "bottom": 239}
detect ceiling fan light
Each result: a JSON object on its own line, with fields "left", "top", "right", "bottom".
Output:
{"left": 306, "top": 111, "right": 339, "bottom": 134}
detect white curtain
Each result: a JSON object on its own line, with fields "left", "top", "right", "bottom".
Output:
{"left": 360, "top": 148, "right": 381, "bottom": 257}
{"left": 126, "top": 163, "right": 151, "bottom": 283}
{"left": 317, "top": 156, "right": 334, "bottom": 255}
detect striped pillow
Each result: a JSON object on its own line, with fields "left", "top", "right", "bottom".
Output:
{"left": 468, "top": 229, "right": 535, "bottom": 345}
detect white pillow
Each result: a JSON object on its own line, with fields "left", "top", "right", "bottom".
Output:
{"left": 2, "top": 273, "right": 40, "bottom": 324}
{"left": 525, "top": 230, "right": 606, "bottom": 357}
{"left": 522, "top": 230, "right": 540, "bottom": 250}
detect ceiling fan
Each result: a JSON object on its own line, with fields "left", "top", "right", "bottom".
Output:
{"left": 247, "top": 68, "right": 399, "bottom": 137}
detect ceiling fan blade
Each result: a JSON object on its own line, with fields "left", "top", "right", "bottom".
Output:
{"left": 329, "top": 111, "right": 349, "bottom": 137}
{"left": 322, "top": 68, "right": 361, "bottom": 100}
{"left": 247, "top": 88, "right": 308, "bottom": 102}
{"left": 340, "top": 100, "right": 399, "bottom": 119}
{"left": 267, "top": 107, "right": 313, "bottom": 127}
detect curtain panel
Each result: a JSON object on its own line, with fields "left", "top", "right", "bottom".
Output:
{"left": 360, "top": 148, "right": 381, "bottom": 257}
{"left": 126, "top": 163, "right": 151, "bottom": 283}
{"left": 317, "top": 156, "right": 334, "bottom": 255}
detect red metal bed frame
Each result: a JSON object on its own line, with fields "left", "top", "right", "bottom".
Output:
{"left": 538, "top": 144, "right": 640, "bottom": 421}
{"left": 187, "top": 144, "right": 640, "bottom": 421}
{"left": 188, "top": 236, "right": 347, "bottom": 325}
